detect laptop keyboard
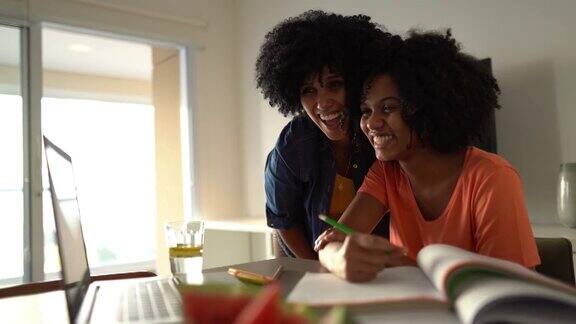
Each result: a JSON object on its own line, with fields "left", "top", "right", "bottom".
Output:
{"left": 117, "top": 279, "right": 181, "bottom": 322}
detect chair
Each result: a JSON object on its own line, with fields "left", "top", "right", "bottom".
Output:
{"left": 535, "top": 237, "right": 575, "bottom": 285}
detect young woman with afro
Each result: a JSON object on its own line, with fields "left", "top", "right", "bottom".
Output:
{"left": 315, "top": 30, "right": 540, "bottom": 282}
{"left": 256, "top": 10, "right": 394, "bottom": 259}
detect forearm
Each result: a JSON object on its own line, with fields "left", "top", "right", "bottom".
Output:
{"left": 339, "top": 192, "right": 387, "bottom": 233}
{"left": 277, "top": 228, "right": 317, "bottom": 259}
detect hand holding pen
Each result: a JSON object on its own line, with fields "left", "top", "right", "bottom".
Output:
{"left": 315, "top": 214, "right": 404, "bottom": 254}
{"left": 314, "top": 214, "right": 410, "bottom": 282}
{"left": 313, "top": 215, "right": 352, "bottom": 252}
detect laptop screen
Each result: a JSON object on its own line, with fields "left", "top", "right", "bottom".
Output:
{"left": 44, "top": 136, "right": 91, "bottom": 321}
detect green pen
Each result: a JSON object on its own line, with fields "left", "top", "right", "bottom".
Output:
{"left": 319, "top": 214, "right": 354, "bottom": 235}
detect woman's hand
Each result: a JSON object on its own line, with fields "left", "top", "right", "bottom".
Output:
{"left": 318, "top": 233, "right": 409, "bottom": 282}
{"left": 314, "top": 228, "right": 346, "bottom": 252}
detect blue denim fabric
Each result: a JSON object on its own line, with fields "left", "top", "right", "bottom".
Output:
{"left": 265, "top": 115, "right": 390, "bottom": 256}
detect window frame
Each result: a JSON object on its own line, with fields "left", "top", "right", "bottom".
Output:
{"left": 0, "top": 16, "right": 40, "bottom": 285}
{"left": 0, "top": 16, "right": 198, "bottom": 284}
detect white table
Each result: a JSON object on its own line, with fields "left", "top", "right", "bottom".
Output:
{"left": 204, "top": 257, "right": 460, "bottom": 324}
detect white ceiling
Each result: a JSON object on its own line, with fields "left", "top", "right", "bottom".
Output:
{"left": 0, "top": 26, "right": 152, "bottom": 81}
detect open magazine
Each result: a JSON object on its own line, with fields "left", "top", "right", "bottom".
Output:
{"left": 287, "top": 244, "right": 576, "bottom": 324}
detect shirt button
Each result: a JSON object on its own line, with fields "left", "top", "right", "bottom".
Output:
{"left": 352, "top": 164, "right": 358, "bottom": 169}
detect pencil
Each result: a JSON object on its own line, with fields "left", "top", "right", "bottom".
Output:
{"left": 318, "top": 214, "right": 354, "bottom": 235}
{"left": 228, "top": 268, "right": 272, "bottom": 285}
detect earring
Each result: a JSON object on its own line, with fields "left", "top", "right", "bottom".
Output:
{"left": 338, "top": 110, "right": 348, "bottom": 129}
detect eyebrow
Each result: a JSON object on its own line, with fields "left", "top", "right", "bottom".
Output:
{"left": 375, "top": 96, "right": 403, "bottom": 106}
{"left": 378, "top": 96, "right": 402, "bottom": 102}
{"left": 302, "top": 73, "right": 343, "bottom": 89}
{"left": 361, "top": 96, "right": 402, "bottom": 108}
{"left": 323, "top": 74, "right": 343, "bottom": 81}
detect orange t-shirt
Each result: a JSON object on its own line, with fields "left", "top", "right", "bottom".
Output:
{"left": 358, "top": 147, "right": 540, "bottom": 268}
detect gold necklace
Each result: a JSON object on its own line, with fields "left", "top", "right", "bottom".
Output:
{"left": 334, "top": 131, "right": 358, "bottom": 191}
{"left": 337, "top": 156, "right": 352, "bottom": 191}
{"left": 337, "top": 131, "right": 356, "bottom": 190}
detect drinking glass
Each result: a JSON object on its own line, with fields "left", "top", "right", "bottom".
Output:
{"left": 165, "top": 220, "right": 205, "bottom": 283}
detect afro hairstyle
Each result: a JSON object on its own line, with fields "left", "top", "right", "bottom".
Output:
{"left": 362, "top": 29, "right": 501, "bottom": 153}
{"left": 255, "top": 10, "right": 393, "bottom": 117}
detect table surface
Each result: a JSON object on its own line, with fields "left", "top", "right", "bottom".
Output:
{"left": 205, "top": 257, "right": 460, "bottom": 323}
{"left": 532, "top": 223, "right": 576, "bottom": 248}
{"left": 0, "top": 257, "right": 460, "bottom": 324}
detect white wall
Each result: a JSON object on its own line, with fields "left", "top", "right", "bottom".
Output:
{"left": 236, "top": 0, "right": 576, "bottom": 224}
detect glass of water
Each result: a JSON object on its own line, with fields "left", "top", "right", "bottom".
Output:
{"left": 165, "top": 220, "right": 205, "bottom": 283}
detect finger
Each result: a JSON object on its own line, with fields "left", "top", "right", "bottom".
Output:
{"left": 314, "top": 230, "right": 346, "bottom": 251}
{"left": 314, "top": 231, "right": 328, "bottom": 248}
{"left": 314, "top": 229, "right": 333, "bottom": 251}
{"left": 314, "top": 240, "right": 325, "bottom": 252}
{"left": 314, "top": 235, "right": 328, "bottom": 252}
{"left": 325, "top": 230, "right": 346, "bottom": 242}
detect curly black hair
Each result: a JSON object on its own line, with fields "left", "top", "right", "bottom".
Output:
{"left": 363, "top": 29, "right": 501, "bottom": 153}
{"left": 255, "top": 10, "right": 393, "bottom": 117}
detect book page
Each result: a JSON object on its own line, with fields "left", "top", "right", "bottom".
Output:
{"left": 455, "top": 276, "right": 576, "bottom": 324}
{"left": 286, "top": 266, "right": 446, "bottom": 306}
{"left": 416, "top": 244, "right": 575, "bottom": 297}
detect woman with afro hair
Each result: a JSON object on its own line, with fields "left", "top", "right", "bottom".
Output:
{"left": 315, "top": 30, "right": 540, "bottom": 282}
{"left": 256, "top": 10, "right": 394, "bottom": 258}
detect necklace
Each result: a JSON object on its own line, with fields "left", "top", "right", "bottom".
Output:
{"left": 337, "top": 131, "right": 357, "bottom": 190}
{"left": 337, "top": 160, "right": 352, "bottom": 191}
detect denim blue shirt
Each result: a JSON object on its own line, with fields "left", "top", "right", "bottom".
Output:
{"left": 265, "top": 115, "right": 390, "bottom": 256}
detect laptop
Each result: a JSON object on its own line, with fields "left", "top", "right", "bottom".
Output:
{"left": 43, "top": 136, "right": 182, "bottom": 323}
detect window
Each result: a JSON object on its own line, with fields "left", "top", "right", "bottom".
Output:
{"left": 0, "top": 21, "right": 192, "bottom": 286}
{"left": 42, "top": 98, "right": 156, "bottom": 275}
{"left": 41, "top": 28, "right": 157, "bottom": 276}
{"left": 0, "top": 25, "right": 24, "bottom": 286}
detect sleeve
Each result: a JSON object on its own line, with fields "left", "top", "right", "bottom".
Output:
{"left": 473, "top": 167, "right": 541, "bottom": 268}
{"left": 264, "top": 147, "right": 306, "bottom": 230}
{"left": 357, "top": 161, "right": 389, "bottom": 208}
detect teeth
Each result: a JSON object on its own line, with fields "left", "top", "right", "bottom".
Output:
{"left": 319, "top": 112, "right": 342, "bottom": 121}
{"left": 373, "top": 135, "right": 393, "bottom": 145}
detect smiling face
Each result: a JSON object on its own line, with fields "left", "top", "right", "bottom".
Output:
{"left": 360, "top": 74, "right": 415, "bottom": 161}
{"left": 300, "top": 67, "right": 349, "bottom": 142}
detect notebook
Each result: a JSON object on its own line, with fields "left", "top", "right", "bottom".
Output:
{"left": 44, "top": 136, "right": 182, "bottom": 323}
{"left": 287, "top": 244, "right": 576, "bottom": 324}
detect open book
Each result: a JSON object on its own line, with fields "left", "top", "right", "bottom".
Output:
{"left": 287, "top": 244, "right": 576, "bottom": 324}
